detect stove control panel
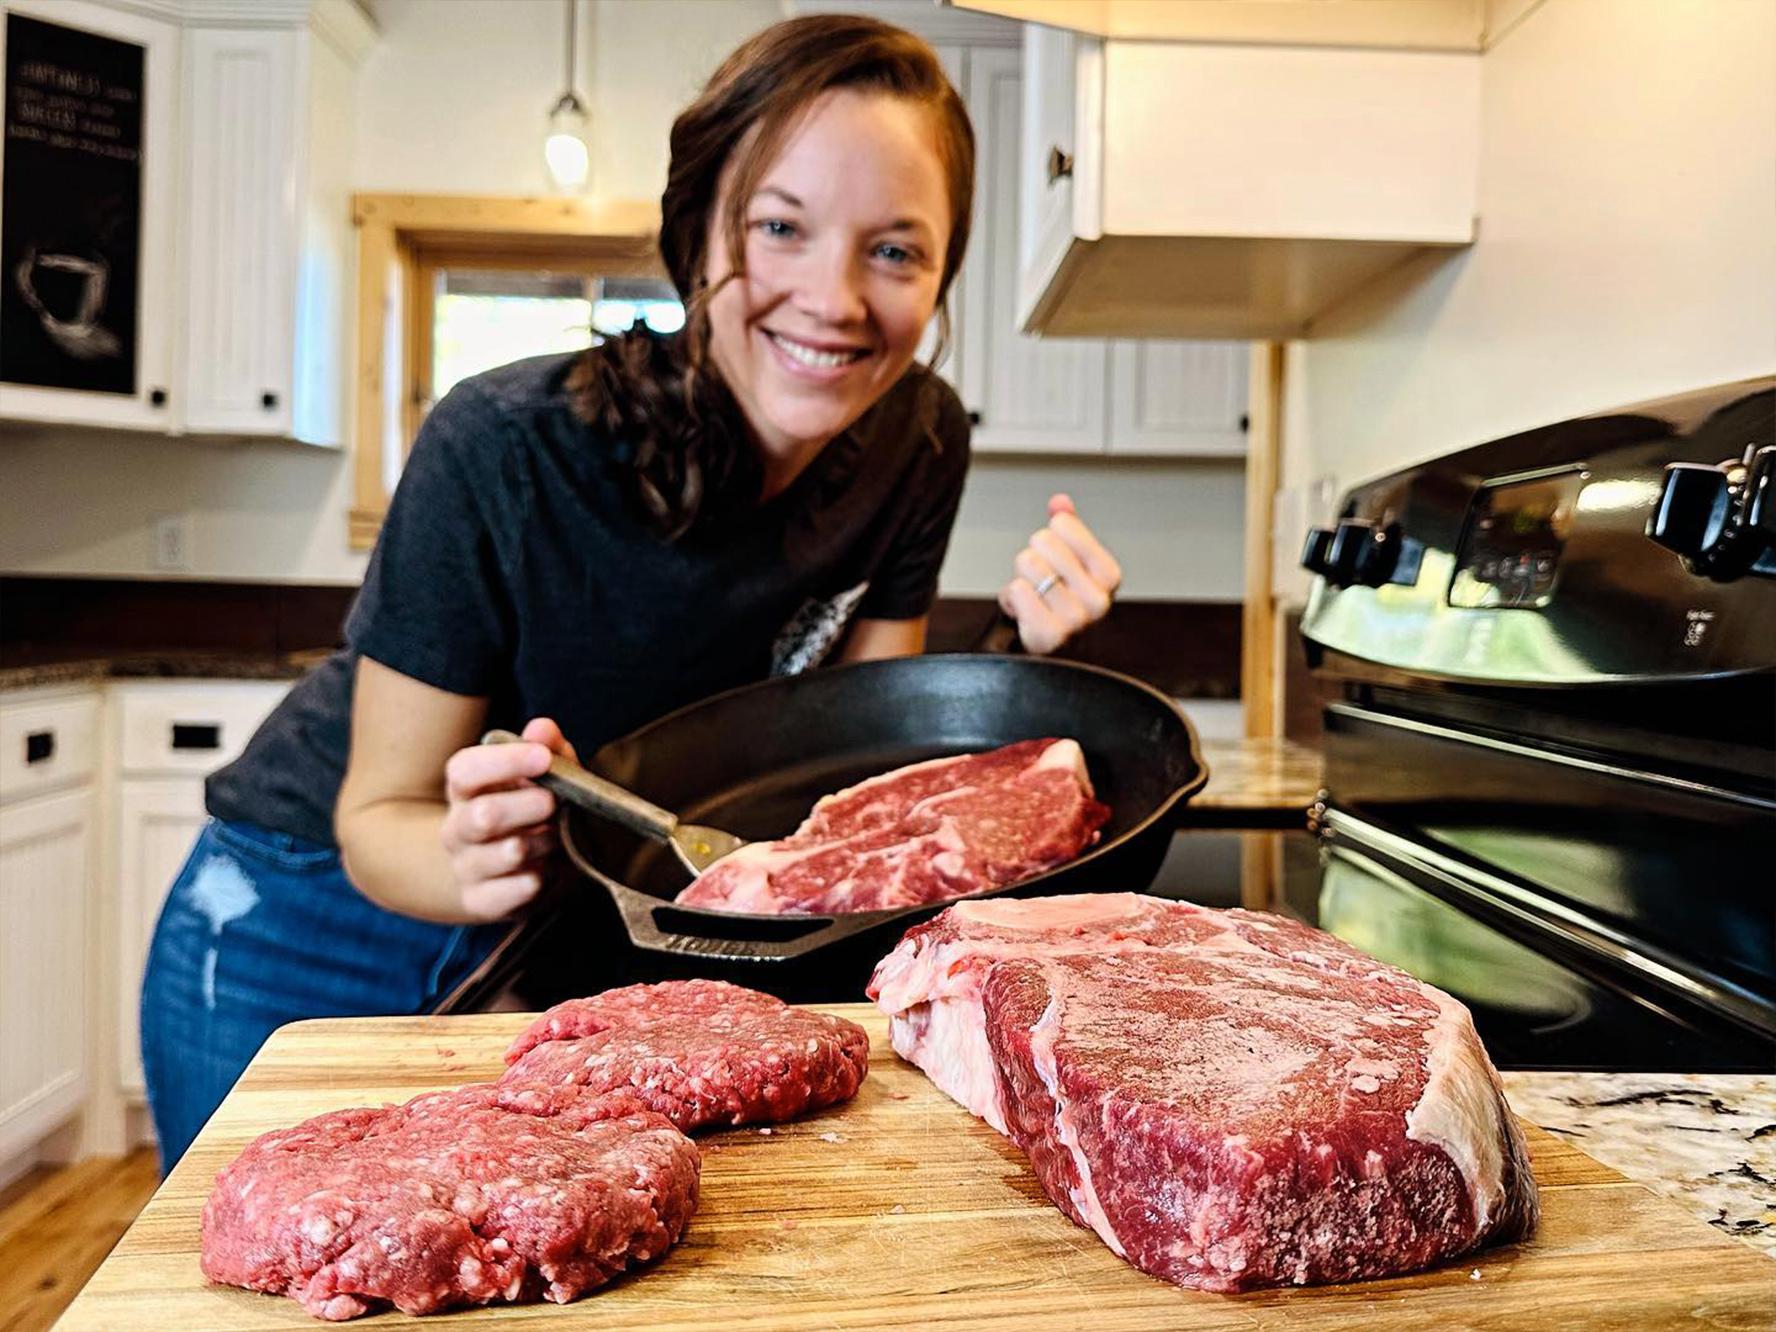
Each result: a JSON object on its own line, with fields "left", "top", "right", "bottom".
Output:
{"left": 1449, "top": 470, "right": 1585, "bottom": 609}
{"left": 1648, "top": 445, "right": 1776, "bottom": 582}
{"left": 1297, "top": 378, "right": 1776, "bottom": 684}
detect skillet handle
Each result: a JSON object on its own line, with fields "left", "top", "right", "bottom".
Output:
{"left": 482, "top": 729, "right": 678, "bottom": 843}
{"left": 552, "top": 809, "right": 879, "bottom": 963}
{"left": 604, "top": 880, "right": 876, "bottom": 963}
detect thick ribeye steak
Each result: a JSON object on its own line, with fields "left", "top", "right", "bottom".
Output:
{"left": 869, "top": 894, "right": 1538, "bottom": 1291}
{"left": 673, "top": 738, "right": 1109, "bottom": 914}
{"left": 200, "top": 1084, "right": 698, "bottom": 1321}
{"left": 502, "top": 980, "right": 869, "bottom": 1131}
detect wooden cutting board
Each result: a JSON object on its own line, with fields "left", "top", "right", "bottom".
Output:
{"left": 58, "top": 1006, "right": 1776, "bottom": 1330}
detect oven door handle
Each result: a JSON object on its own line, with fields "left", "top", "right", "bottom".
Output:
{"left": 1323, "top": 807, "right": 1776, "bottom": 1040}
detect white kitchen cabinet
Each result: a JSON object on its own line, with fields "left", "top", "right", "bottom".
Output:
{"left": 918, "top": 43, "right": 964, "bottom": 390}
{"left": 110, "top": 678, "right": 289, "bottom": 1099}
{"left": 1107, "top": 341, "right": 1247, "bottom": 457}
{"left": 113, "top": 777, "right": 204, "bottom": 1097}
{"left": 179, "top": 27, "right": 300, "bottom": 437}
{"left": 1013, "top": 23, "right": 1091, "bottom": 337}
{"left": 179, "top": 6, "right": 367, "bottom": 445}
{"left": 0, "top": 684, "right": 98, "bottom": 1176}
{"left": 0, "top": 0, "right": 182, "bottom": 431}
{"left": 0, "top": 788, "right": 93, "bottom": 1168}
{"left": 952, "top": 43, "right": 1243, "bottom": 457}
{"left": 1011, "top": 25, "right": 1479, "bottom": 339}
{"left": 960, "top": 44, "right": 1106, "bottom": 454}
{"left": 0, "top": 0, "right": 370, "bottom": 443}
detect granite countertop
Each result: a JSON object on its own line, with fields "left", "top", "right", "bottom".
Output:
{"left": 1503, "top": 1071, "right": 1776, "bottom": 1258}
{"left": 1186, "top": 736, "right": 1323, "bottom": 821}
{"left": 0, "top": 648, "right": 332, "bottom": 692}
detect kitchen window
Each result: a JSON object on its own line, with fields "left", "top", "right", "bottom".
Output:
{"left": 348, "top": 194, "right": 667, "bottom": 549}
{"left": 425, "top": 269, "right": 684, "bottom": 411}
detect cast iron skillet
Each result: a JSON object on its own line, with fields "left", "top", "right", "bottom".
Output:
{"left": 437, "top": 653, "right": 1207, "bottom": 1007}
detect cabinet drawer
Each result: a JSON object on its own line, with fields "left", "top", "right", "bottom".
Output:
{"left": 116, "top": 681, "right": 290, "bottom": 776}
{"left": 0, "top": 691, "right": 100, "bottom": 804}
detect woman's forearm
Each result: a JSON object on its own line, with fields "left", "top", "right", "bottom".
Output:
{"left": 336, "top": 797, "right": 474, "bottom": 924}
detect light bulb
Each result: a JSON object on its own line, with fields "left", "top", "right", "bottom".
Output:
{"left": 544, "top": 95, "right": 590, "bottom": 194}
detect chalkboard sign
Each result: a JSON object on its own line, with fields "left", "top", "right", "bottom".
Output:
{"left": 1, "top": 13, "right": 143, "bottom": 395}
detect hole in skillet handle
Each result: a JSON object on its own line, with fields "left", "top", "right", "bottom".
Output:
{"left": 561, "top": 811, "right": 888, "bottom": 963}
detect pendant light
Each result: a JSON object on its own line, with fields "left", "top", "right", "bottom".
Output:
{"left": 543, "top": 0, "right": 590, "bottom": 194}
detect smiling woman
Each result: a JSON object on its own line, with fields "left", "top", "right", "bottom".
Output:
{"left": 138, "top": 13, "right": 1123, "bottom": 1179}
{"left": 704, "top": 91, "right": 956, "bottom": 500}
{"left": 573, "top": 15, "right": 976, "bottom": 536}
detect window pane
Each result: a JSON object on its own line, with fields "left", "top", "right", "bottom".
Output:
{"left": 431, "top": 268, "right": 595, "bottom": 404}
{"left": 428, "top": 271, "right": 683, "bottom": 410}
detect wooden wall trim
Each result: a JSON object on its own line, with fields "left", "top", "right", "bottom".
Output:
{"left": 346, "top": 194, "right": 664, "bottom": 552}
{"left": 1240, "top": 341, "right": 1285, "bottom": 738}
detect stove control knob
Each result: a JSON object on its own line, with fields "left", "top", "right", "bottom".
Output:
{"left": 1744, "top": 446, "right": 1776, "bottom": 545}
{"left": 1648, "top": 453, "right": 1776, "bottom": 580}
{"left": 1300, "top": 527, "right": 1336, "bottom": 577}
{"left": 1648, "top": 463, "right": 1733, "bottom": 569}
{"left": 1323, "top": 519, "right": 1376, "bottom": 587}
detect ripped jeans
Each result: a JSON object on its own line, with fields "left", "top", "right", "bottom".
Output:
{"left": 139, "top": 818, "right": 501, "bottom": 1174}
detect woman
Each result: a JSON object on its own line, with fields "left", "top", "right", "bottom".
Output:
{"left": 140, "top": 14, "right": 1121, "bottom": 1171}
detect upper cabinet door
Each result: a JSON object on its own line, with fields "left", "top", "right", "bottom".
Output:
{"left": 961, "top": 44, "right": 1106, "bottom": 455}
{"left": 180, "top": 26, "right": 299, "bottom": 437}
{"left": 0, "top": 0, "right": 180, "bottom": 431}
{"left": 1013, "top": 23, "right": 1096, "bottom": 334}
{"left": 919, "top": 44, "right": 965, "bottom": 397}
{"left": 1108, "top": 341, "right": 1249, "bottom": 457}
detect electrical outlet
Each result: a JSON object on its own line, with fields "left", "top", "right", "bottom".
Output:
{"left": 151, "top": 513, "right": 192, "bottom": 572}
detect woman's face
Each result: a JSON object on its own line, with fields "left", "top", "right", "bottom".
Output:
{"left": 703, "top": 89, "right": 951, "bottom": 476}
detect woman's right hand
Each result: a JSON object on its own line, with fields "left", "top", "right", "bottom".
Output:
{"left": 440, "top": 717, "right": 578, "bottom": 921}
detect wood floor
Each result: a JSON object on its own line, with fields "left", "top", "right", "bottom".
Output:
{"left": 0, "top": 1150, "right": 159, "bottom": 1332}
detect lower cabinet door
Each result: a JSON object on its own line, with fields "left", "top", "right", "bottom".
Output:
{"left": 0, "top": 787, "right": 93, "bottom": 1168}
{"left": 116, "top": 779, "right": 206, "bottom": 1098}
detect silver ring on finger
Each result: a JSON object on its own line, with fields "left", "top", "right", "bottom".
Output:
{"left": 1033, "top": 573, "right": 1059, "bottom": 599}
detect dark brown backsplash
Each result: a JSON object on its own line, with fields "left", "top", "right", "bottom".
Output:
{"left": 927, "top": 598, "right": 1240, "bottom": 699}
{"left": 0, "top": 577, "right": 356, "bottom": 666}
{"left": 0, "top": 577, "right": 1241, "bottom": 698}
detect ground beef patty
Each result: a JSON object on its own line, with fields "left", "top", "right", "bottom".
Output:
{"left": 502, "top": 979, "right": 869, "bottom": 1132}
{"left": 200, "top": 1084, "right": 698, "bottom": 1321}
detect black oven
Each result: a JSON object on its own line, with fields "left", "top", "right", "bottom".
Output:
{"left": 1291, "top": 378, "right": 1775, "bottom": 1072}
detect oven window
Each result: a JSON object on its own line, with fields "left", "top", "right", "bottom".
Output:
{"left": 1300, "top": 847, "right": 1769, "bottom": 1070}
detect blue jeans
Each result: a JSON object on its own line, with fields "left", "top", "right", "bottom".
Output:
{"left": 140, "top": 818, "right": 502, "bottom": 1174}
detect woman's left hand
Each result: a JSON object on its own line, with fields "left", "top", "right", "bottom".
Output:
{"left": 998, "top": 493, "right": 1123, "bottom": 655}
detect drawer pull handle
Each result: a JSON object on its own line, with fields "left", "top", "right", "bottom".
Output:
{"left": 171, "top": 723, "right": 222, "bottom": 751}
{"left": 24, "top": 730, "right": 55, "bottom": 764}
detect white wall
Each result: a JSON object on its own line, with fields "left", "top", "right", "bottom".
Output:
{"left": 1276, "top": 0, "right": 1776, "bottom": 602}
{"left": 945, "top": 457, "right": 1243, "bottom": 600}
{"left": 355, "top": 0, "right": 782, "bottom": 201}
{"left": 0, "top": 428, "right": 364, "bottom": 581}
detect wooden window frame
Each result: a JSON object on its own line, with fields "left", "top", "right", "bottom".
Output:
{"left": 348, "top": 194, "right": 666, "bottom": 551}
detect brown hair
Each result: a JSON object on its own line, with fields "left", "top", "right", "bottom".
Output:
{"left": 568, "top": 14, "right": 974, "bottom": 540}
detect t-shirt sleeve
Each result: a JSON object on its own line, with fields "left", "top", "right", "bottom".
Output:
{"left": 345, "top": 382, "right": 516, "bottom": 696}
{"left": 856, "top": 382, "right": 973, "bottom": 621}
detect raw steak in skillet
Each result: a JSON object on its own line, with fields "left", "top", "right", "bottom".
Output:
{"left": 673, "top": 738, "right": 1110, "bottom": 914}
{"left": 869, "top": 894, "right": 1538, "bottom": 1291}
{"left": 200, "top": 1084, "right": 698, "bottom": 1321}
{"left": 502, "top": 979, "right": 869, "bottom": 1131}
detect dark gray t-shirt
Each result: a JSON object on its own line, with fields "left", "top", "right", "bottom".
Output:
{"left": 206, "top": 350, "right": 972, "bottom": 847}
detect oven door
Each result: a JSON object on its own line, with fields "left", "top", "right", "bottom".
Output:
{"left": 1277, "top": 807, "right": 1775, "bottom": 1071}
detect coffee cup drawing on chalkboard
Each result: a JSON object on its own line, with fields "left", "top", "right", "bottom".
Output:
{"left": 12, "top": 244, "right": 122, "bottom": 361}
